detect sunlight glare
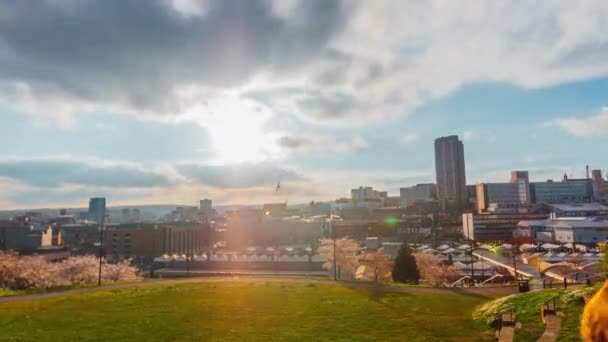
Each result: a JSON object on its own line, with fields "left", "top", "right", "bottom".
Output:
{"left": 203, "top": 96, "right": 280, "bottom": 163}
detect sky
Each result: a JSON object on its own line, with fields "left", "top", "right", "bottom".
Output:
{"left": 1, "top": 0, "right": 608, "bottom": 209}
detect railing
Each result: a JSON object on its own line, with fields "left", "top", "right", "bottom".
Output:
{"left": 479, "top": 274, "right": 503, "bottom": 286}
{"left": 494, "top": 307, "right": 515, "bottom": 338}
{"left": 541, "top": 296, "right": 559, "bottom": 317}
{"left": 441, "top": 276, "right": 472, "bottom": 288}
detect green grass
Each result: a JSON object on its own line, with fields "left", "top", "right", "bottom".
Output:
{"left": 0, "top": 281, "right": 493, "bottom": 341}
{"left": 0, "top": 280, "right": 143, "bottom": 298}
{"left": 0, "top": 288, "right": 20, "bottom": 297}
{"left": 474, "top": 285, "right": 600, "bottom": 342}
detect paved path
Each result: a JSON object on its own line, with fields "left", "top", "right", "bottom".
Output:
{"left": 0, "top": 276, "right": 516, "bottom": 304}
{"left": 538, "top": 314, "right": 561, "bottom": 342}
{"left": 497, "top": 313, "right": 516, "bottom": 342}
{"left": 498, "top": 326, "right": 514, "bottom": 342}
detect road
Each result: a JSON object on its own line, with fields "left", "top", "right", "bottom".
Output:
{"left": 0, "top": 276, "right": 517, "bottom": 304}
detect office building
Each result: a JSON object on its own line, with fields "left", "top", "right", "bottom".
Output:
{"left": 516, "top": 216, "right": 608, "bottom": 244}
{"left": 199, "top": 199, "right": 212, "bottom": 211}
{"left": 121, "top": 208, "right": 131, "bottom": 221}
{"left": 434, "top": 136, "right": 467, "bottom": 207}
{"left": 476, "top": 182, "right": 533, "bottom": 213}
{"left": 105, "top": 222, "right": 211, "bottom": 259}
{"left": 400, "top": 183, "right": 437, "bottom": 206}
{"left": 462, "top": 211, "right": 549, "bottom": 242}
{"left": 88, "top": 197, "right": 106, "bottom": 224}
{"left": 351, "top": 186, "right": 387, "bottom": 208}
{"left": 545, "top": 203, "right": 608, "bottom": 218}
{"left": 476, "top": 183, "right": 520, "bottom": 212}
{"left": 591, "top": 169, "right": 606, "bottom": 197}
{"left": 511, "top": 170, "right": 531, "bottom": 204}
{"left": 351, "top": 186, "right": 386, "bottom": 201}
{"left": 531, "top": 177, "right": 593, "bottom": 203}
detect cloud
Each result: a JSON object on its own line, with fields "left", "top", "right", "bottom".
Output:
{"left": 2, "top": 0, "right": 608, "bottom": 129}
{"left": 277, "top": 135, "right": 369, "bottom": 154}
{"left": 0, "top": 157, "right": 321, "bottom": 208}
{"left": 549, "top": 107, "right": 608, "bottom": 136}
{"left": 176, "top": 162, "right": 303, "bottom": 188}
{"left": 0, "top": 0, "right": 348, "bottom": 123}
{"left": 462, "top": 131, "right": 474, "bottom": 141}
{"left": 373, "top": 170, "right": 434, "bottom": 187}
{"left": 400, "top": 133, "right": 419, "bottom": 144}
{"left": 0, "top": 157, "right": 175, "bottom": 188}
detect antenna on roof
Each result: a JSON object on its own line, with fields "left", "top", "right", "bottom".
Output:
{"left": 586, "top": 165, "right": 590, "bottom": 179}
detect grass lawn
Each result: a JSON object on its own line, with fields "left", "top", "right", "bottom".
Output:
{"left": 0, "top": 281, "right": 493, "bottom": 341}
{"left": 474, "top": 285, "right": 600, "bottom": 341}
{"left": 0, "top": 280, "right": 143, "bottom": 298}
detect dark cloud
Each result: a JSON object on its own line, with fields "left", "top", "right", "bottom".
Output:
{"left": 177, "top": 162, "right": 303, "bottom": 188}
{"left": 0, "top": 159, "right": 173, "bottom": 188}
{"left": 0, "top": 0, "right": 348, "bottom": 114}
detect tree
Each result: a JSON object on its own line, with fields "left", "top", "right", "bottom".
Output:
{"left": 414, "top": 252, "right": 458, "bottom": 286}
{"left": 0, "top": 252, "right": 140, "bottom": 290}
{"left": 600, "top": 242, "right": 608, "bottom": 273}
{"left": 317, "top": 237, "right": 359, "bottom": 279}
{"left": 392, "top": 242, "right": 420, "bottom": 283}
{"left": 357, "top": 249, "right": 394, "bottom": 283}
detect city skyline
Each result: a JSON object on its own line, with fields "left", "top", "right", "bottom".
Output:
{"left": 2, "top": 1, "right": 608, "bottom": 209}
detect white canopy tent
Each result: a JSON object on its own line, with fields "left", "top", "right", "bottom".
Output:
{"left": 519, "top": 243, "right": 537, "bottom": 252}
{"left": 541, "top": 243, "right": 561, "bottom": 250}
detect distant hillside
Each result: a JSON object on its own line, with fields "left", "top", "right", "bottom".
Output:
{"left": 0, "top": 202, "right": 312, "bottom": 220}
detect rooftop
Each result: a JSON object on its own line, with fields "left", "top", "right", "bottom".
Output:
{"left": 546, "top": 203, "right": 608, "bottom": 212}
{"left": 518, "top": 216, "right": 608, "bottom": 228}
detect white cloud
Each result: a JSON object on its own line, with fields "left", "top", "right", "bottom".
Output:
{"left": 2, "top": 0, "right": 608, "bottom": 131}
{"left": 400, "top": 133, "right": 419, "bottom": 144}
{"left": 462, "top": 131, "right": 474, "bottom": 141}
{"left": 549, "top": 107, "right": 608, "bottom": 136}
{"left": 277, "top": 135, "right": 369, "bottom": 154}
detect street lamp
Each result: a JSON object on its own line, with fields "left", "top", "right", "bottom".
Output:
{"left": 97, "top": 213, "right": 106, "bottom": 287}
{"left": 326, "top": 207, "right": 337, "bottom": 281}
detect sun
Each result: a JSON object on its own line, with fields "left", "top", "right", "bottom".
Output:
{"left": 203, "top": 97, "right": 280, "bottom": 164}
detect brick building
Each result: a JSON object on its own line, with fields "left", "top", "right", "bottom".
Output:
{"left": 104, "top": 223, "right": 211, "bottom": 259}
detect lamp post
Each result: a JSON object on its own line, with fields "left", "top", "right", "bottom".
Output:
{"left": 331, "top": 209, "right": 337, "bottom": 281}
{"left": 466, "top": 223, "right": 474, "bottom": 286}
{"left": 325, "top": 206, "right": 337, "bottom": 281}
{"left": 97, "top": 213, "right": 105, "bottom": 287}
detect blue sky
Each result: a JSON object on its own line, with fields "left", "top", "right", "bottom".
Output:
{"left": 1, "top": 0, "right": 608, "bottom": 209}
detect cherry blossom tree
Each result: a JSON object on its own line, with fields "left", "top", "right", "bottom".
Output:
{"left": 356, "top": 249, "right": 393, "bottom": 283}
{"left": 102, "top": 259, "right": 139, "bottom": 282}
{"left": 414, "top": 252, "right": 458, "bottom": 286}
{"left": 317, "top": 237, "right": 360, "bottom": 279}
{"left": 0, "top": 252, "right": 140, "bottom": 290}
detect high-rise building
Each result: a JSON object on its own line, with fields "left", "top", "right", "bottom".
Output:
{"left": 121, "top": 208, "right": 131, "bottom": 221}
{"left": 434, "top": 135, "right": 467, "bottom": 208}
{"left": 199, "top": 199, "right": 212, "bottom": 211}
{"left": 88, "top": 197, "right": 106, "bottom": 224}
{"left": 400, "top": 183, "right": 437, "bottom": 206}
